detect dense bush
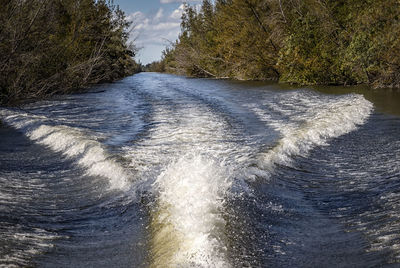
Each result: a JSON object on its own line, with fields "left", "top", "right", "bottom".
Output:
{"left": 156, "top": 0, "right": 400, "bottom": 88}
{"left": 0, "top": 0, "right": 140, "bottom": 104}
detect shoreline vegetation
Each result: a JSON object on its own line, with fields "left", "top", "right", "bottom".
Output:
{"left": 0, "top": 0, "right": 140, "bottom": 105}
{"left": 2, "top": 0, "right": 399, "bottom": 107}
{"left": 146, "top": 0, "right": 400, "bottom": 90}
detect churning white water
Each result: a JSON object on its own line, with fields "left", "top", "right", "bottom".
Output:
{"left": 2, "top": 73, "right": 399, "bottom": 267}
{"left": 0, "top": 110, "right": 129, "bottom": 190}
{"left": 124, "top": 98, "right": 241, "bottom": 267}
{"left": 248, "top": 92, "right": 373, "bottom": 173}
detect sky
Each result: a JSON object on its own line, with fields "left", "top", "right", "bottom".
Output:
{"left": 114, "top": 0, "right": 201, "bottom": 64}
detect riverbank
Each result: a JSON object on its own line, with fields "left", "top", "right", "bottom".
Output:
{"left": 0, "top": 0, "right": 140, "bottom": 106}
{"left": 2, "top": 70, "right": 142, "bottom": 107}
{"left": 149, "top": 69, "right": 400, "bottom": 91}
{"left": 151, "top": 0, "right": 400, "bottom": 89}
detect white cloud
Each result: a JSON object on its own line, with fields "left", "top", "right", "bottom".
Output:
{"left": 126, "top": 11, "right": 145, "bottom": 23}
{"left": 154, "top": 8, "right": 163, "bottom": 21}
{"left": 127, "top": 4, "right": 189, "bottom": 64}
{"left": 170, "top": 4, "right": 185, "bottom": 19}
{"left": 153, "top": 22, "right": 180, "bottom": 31}
{"left": 160, "top": 0, "right": 200, "bottom": 3}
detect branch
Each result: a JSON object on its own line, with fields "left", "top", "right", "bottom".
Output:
{"left": 278, "top": 0, "right": 287, "bottom": 23}
{"left": 244, "top": 0, "right": 278, "bottom": 52}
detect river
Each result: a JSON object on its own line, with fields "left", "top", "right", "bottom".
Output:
{"left": 1, "top": 73, "right": 400, "bottom": 267}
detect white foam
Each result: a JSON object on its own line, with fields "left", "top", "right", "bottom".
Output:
{"left": 29, "top": 125, "right": 129, "bottom": 190}
{"left": 0, "top": 89, "right": 375, "bottom": 266}
{"left": 0, "top": 110, "right": 129, "bottom": 190}
{"left": 152, "top": 154, "right": 230, "bottom": 267}
{"left": 248, "top": 93, "right": 373, "bottom": 173}
{"left": 124, "top": 102, "right": 237, "bottom": 267}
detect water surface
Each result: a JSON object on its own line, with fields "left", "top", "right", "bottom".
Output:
{"left": 1, "top": 73, "right": 399, "bottom": 267}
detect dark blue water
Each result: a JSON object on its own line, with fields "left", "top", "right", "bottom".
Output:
{"left": 1, "top": 73, "right": 399, "bottom": 267}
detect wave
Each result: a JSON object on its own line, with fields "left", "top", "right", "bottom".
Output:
{"left": 150, "top": 154, "right": 230, "bottom": 268}
{"left": 118, "top": 90, "right": 238, "bottom": 267}
{"left": 0, "top": 89, "right": 375, "bottom": 267}
{"left": 248, "top": 92, "right": 374, "bottom": 173}
{"left": 0, "top": 109, "right": 129, "bottom": 190}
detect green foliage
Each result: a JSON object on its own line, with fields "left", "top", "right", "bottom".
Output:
{"left": 156, "top": 0, "right": 400, "bottom": 88}
{"left": 277, "top": 3, "right": 342, "bottom": 85}
{"left": 0, "top": 0, "right": 139, "bottom": 105}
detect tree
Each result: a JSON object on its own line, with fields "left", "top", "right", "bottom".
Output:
{"left": 155, "top": 0, "right": 400, "bottom": 88}
{"left": 0, "top": 0, "right": 139, "bottom": 105}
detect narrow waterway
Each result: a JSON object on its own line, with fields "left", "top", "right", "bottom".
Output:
{"left": 1, "top": 73, "right": 400, "bottom": 267}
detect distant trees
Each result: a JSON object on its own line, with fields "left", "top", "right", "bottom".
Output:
{"left": 144, "top": 60, "right": 165, "bottom": 73}
{"left": 0, "top": 0, "right": 140, "bottom": 105}
{"left": 157, "top": 0, "right": 400, "bottom": 88}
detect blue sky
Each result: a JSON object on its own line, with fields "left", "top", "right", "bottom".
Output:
{"left": 114, "top": 0, "right": 201, "bottom": 64}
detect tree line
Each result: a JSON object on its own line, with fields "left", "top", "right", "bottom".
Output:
{"left": 151, "top": 0, "right": 400, "bottom": 89}
{"left": 0, "top": 0, "right": 140, "bottom": 105}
